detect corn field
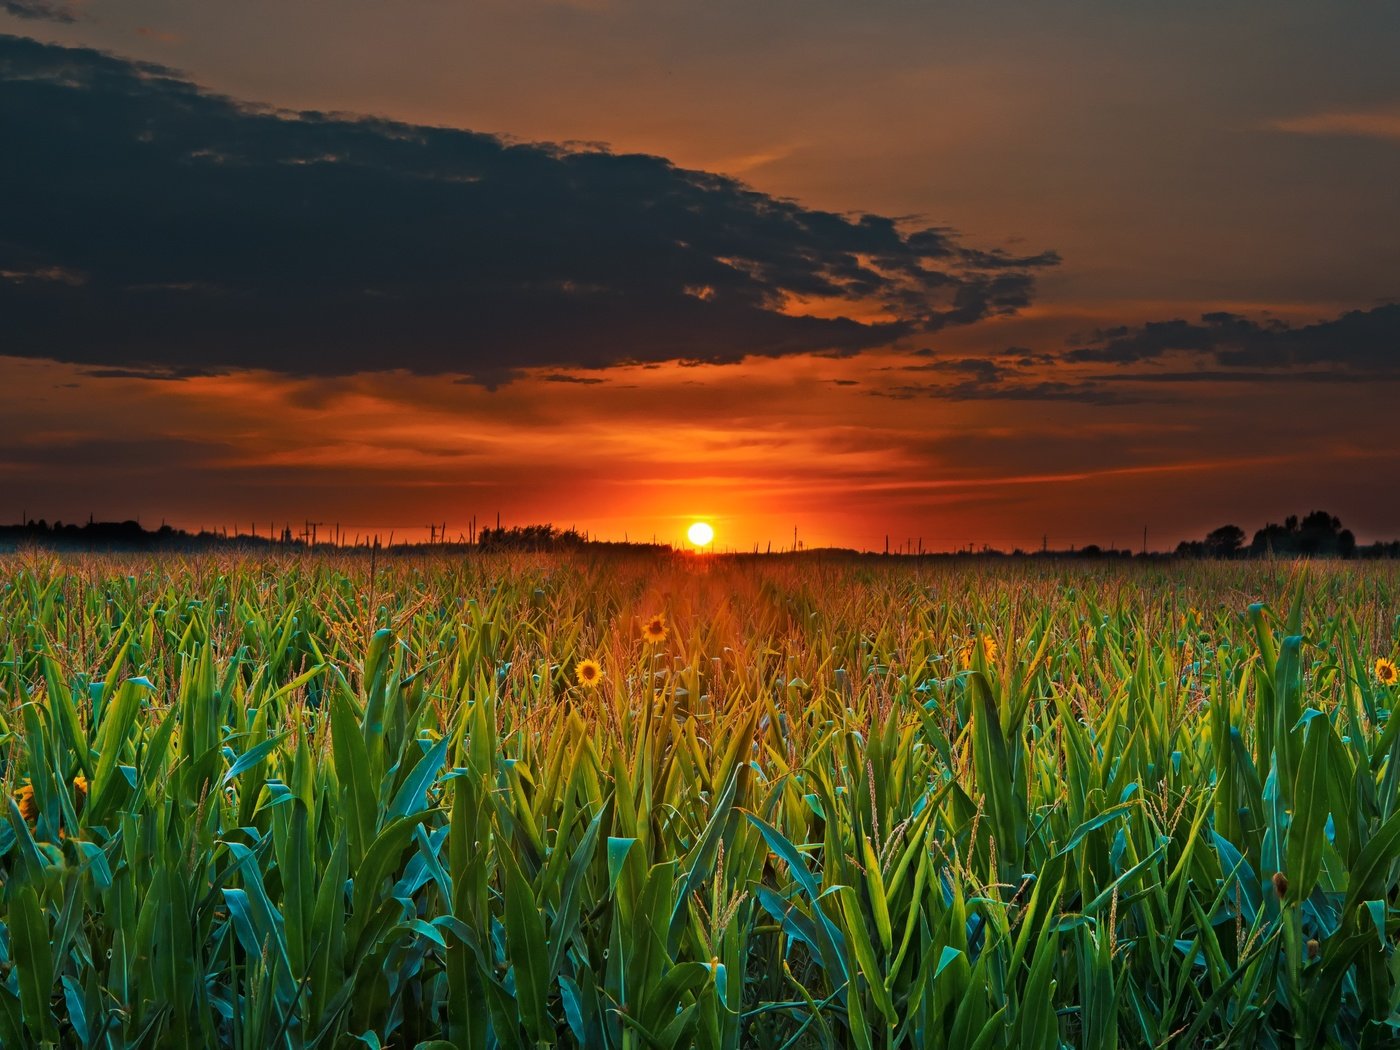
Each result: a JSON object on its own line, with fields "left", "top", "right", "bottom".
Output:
{"left": 1, "top": 551, "right": 1398, "bottom": 1048}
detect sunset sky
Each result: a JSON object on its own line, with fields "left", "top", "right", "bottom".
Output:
{"left": 3, "top": 2, "right": 1399, "bottom": 550}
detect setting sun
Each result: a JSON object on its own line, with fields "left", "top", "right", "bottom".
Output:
{"left": 687, "top": 521, "right": 715, "bottom": 548}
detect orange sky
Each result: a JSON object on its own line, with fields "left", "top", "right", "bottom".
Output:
{"left": 3, "top": 3, "right": 1399, "bottom": 549}
{"left": 7, "top": 343, "right": 1400, "bottom": 550}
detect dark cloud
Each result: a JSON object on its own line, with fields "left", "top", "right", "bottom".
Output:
{"left": 537, "top": 373, "right": 607, "bottom": 384}
{"left": 0, "top": 35, "right": 1056, "bottom": 385}
{"left": 79, "top": 366, "right": 216, "bottom": 380}
{"left": 1088, "top": 369, "right": 1400, "bottom": 384}
{"left": 874, "top": 376, "right": 1140, "bottom": 405}
{"left": 998, "top": 346, "right": 1056, "bottom": 367}
{"left": 875, "top": 353, "right": 1140, "bottom": 403}
{"left": 1, "top": 1, "right": 77, "bottom": 23}
{"left": 957, "top": 248, "right": 1062, "bottom": 270}
{"left": 935, "top": 379, "right": 1141, "bottom": 405}
{"left": 1067, "top": 304, "right": 1400, "bottom": 372}
{"left": 900, "top": 356, "right": 1006, "bottom": 382}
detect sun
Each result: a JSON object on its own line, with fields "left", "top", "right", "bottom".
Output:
{"left": 687, "top": 521, "right": 715, "bottom": 548}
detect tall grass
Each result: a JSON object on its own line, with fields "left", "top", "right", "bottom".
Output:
{"left": 0, "top": 551, "right": 1397, "bottom": 1048}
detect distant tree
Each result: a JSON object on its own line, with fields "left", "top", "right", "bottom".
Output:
{"left": 1204, "top": 524, "right": 1245, "bottom": 557}
{"left": 1250, "top": 521, "right": 1289, "bottom": 555}
{"left": 1296, "top": 510, "right": 1342, "bottom": 554}
{"left": 1250, "top": 510, "right": 1353, "bottom": 557}
{"left": 478, "top": 523, "right": 584, "bottom": 552}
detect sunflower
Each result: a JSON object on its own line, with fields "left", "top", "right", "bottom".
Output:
{"left": 641, "top": 614, "right": 668, "bottom": 644}
{"left": 958, "top": 634, "right": 998, "bottom": 666}
{"left": 1376, "top": 657, "right": 1398, "bottom": 686}
{"left": 13, "top": 784, "right": 38, "bottom": 826}
{"left": 575, "top": 658, "right": 603, "bottom": 688}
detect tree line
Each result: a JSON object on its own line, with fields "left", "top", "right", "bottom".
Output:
{"left": 1175, "top": 510, "right": 1386, "bottom": 558}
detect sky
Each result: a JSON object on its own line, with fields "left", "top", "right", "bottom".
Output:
{"left": 2, "top": 1, "right": 1399, "bottom": 550}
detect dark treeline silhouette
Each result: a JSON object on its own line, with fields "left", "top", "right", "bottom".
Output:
{"left": 474, "top": 525, "right": 669, "bottom": 554}
{"left": 0, "top": 519, "right": 283, "bottom": 551}
{"left": 2, "top": 511, "right": 1398, "bottom": 558}
{"left": 0, "top": 518, "right": 672, "bottom": 555}
{"left": 1176, "top": 510, "right": 1387, "bottom": 558}
{"left": 476, "top": 524, "right": 583, "bottom": 552}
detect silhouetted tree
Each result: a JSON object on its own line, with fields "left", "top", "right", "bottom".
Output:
{"left": 1204, "top": 524, "right": 1245, "bottom": 557}
{"left": 477, "top": 524, "right": 584, "bottom": 552}
{"left": 1250, "top": 510, "right": 1355, "bottom": 557}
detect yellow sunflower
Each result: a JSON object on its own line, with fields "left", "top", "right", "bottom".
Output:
{"left": 959, "top": 634, "right": 998, "bottom": 666}
{"left": 13, "top": 783, "right": 38, "bottom": 826}
{"left": 641, "top": 614, "right": 668, "bottom": 644}
{"left": 1376, "top": 657, "right": 1398, "bottom": 686}
{"left": 575, "top": 658, "right": 603, "bottom": 688}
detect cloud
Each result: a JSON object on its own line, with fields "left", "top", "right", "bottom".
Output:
{"left": 537, "top": 372, "right": 607, "bottom": 384}
{"left": 874, "top": 373, "right": 1139, "bottom": 405}
{"left": 899, "top": 356, "right": 1006, "bottom": 382}
{"left": 874, "top": 352, "right": 1141, "bottom": 404}
{"left": 1, "top": 0, "right": 78, "bottom": 23}
{"left": 1268, "top": 109, "right": 1400, "bottom": 142}
{"left": 0, "top": 34, "right": 1056, "bottom": 385}
{"left": 1066, "top": 304, "right": 1400, "bottom": 373}
{"left": 1087, "top": 369, "right": 1399, "bottom": 385}
{"left": 79, "top": 366, "right": 214, "bottom": 380}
